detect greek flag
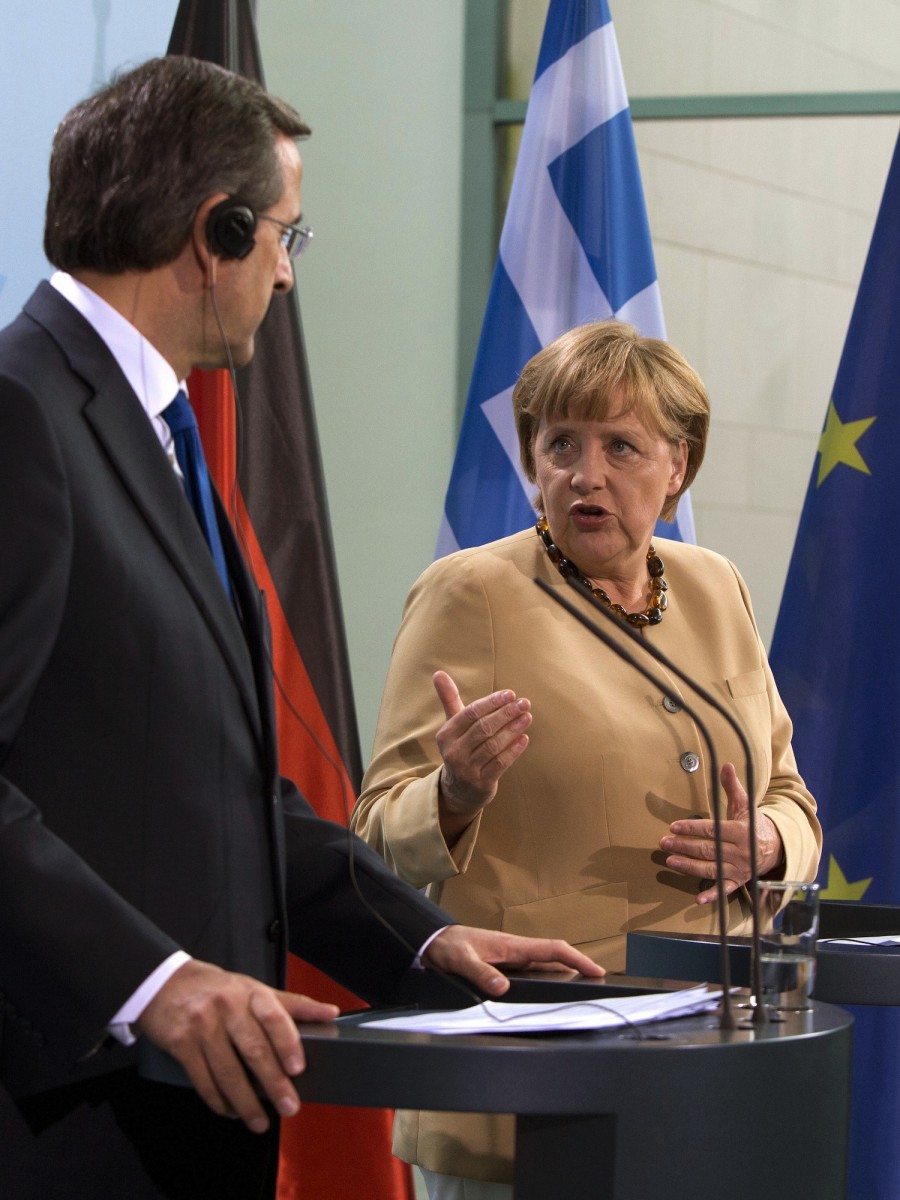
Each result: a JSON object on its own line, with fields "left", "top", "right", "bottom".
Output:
{"left": 437, "top": 0, "right": 694, "bottom": 557}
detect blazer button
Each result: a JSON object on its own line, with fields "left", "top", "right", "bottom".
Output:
{"left": 266, "top": 918, "right": 282, "bottom": 942}
{"left": 662, "top": 695, "right": 682, "bottom": 714}
{"left": 680, "top": 751, "right": 701, "bottom": 773}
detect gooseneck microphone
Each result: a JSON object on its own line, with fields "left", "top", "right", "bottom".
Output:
{"left": 535, "top": 573, "right": 767, "bottom": 1028}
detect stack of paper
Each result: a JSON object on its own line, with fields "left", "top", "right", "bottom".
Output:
{"left": 364, "top": 984, "right": 723, "bottom": 1035}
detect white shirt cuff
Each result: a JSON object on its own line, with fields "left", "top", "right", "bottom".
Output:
{"left": 412, "top": 926, "right": 449, "bottom": 969}
{"left": 107, "top": 951, "right": 192, "bottom": 1046}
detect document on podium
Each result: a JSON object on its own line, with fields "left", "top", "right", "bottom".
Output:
{"left": 820, "top": 935, "right": 900, "bottom": 948}
{"left": 364, "top": 983, "right": 723, "bottom": 1035}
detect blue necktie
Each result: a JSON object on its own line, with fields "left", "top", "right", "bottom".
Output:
{"left": 161, "top": 390, "right": 231, "bottom": 596}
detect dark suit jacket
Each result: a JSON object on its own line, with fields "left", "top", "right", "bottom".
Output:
{"left": 0, "top": 282, "right": 446, "bottom": 1102}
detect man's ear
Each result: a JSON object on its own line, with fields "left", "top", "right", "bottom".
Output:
{"left": 203, "top": 197, "right": 257, "bottom": 262}
{"left": 192, "top": 193, "right": 257, "bottom": 283}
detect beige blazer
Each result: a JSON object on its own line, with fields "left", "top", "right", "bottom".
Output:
{"left": 353, "top": 529, "right": 821, "bottom": 1182}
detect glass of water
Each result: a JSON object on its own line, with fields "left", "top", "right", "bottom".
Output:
{"left": 758, "top": 881, "right": 820, "bottom": 1011}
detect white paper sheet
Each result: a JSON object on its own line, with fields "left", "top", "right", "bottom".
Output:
{"left": 820, "top": 935, "right": 900, "bottom": 947}
{"left": 364, "top": 984, "right": 724, "bottom": 1035}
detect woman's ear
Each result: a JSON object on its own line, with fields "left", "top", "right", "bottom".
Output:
{"left": 667, "top": 438, "right": 689, "bottom": 495}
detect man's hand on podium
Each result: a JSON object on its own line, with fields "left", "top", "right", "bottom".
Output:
{"left": 136, "top": 959, "right": 338, "bottom": 1135}
{"left": 423, "top": 925, "right": 605, "bottom": 997}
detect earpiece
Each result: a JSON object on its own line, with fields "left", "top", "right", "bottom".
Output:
{"left": 206, "top": 198, "right": 257, "bottom": 260}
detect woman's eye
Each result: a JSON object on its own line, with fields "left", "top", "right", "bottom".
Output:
{"left": 549, "top": 436, "right": 574, "bottom": 453}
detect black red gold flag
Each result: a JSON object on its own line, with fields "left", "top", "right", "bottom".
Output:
{"left": 167, "top": 4, "right": 412, "bottom": 1198}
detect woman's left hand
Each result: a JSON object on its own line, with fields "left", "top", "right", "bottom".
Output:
{"left": 659, "top": 762, "right": 784, "bottom": 905}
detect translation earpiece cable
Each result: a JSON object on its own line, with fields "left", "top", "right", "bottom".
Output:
{"left": 202, "top": 281, "right": 677, "bottom": 1035}
{"left": 207, "top": 279, "right": 497, "bottom": 1016}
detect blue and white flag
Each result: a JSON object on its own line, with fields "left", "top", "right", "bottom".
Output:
{"left": 437, "top": 0, "right": 694, "bottom": 557}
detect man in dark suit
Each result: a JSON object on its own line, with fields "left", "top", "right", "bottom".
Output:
{"left": 0, "top": 56, "right": 601, "bottom": 1199}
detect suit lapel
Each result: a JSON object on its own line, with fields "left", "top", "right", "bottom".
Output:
{"left": 27, "top": 283, "right": 267, "bottom": 757}
{"left": 218, "top": 501, "right": 281, "bottom": 780}
{"left": 88, "top": 388, "right": 267, "bottom": 756}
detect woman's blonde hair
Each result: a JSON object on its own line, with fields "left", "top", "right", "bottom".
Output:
{"left": 513, "top": 320, "right": 710, "bottom": 522}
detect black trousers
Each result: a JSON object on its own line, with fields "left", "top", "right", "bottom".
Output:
{"left": 0, "top": 1069, "right": 280, "bottom": 1199}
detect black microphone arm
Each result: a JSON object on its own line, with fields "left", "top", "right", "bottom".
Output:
{"left": 535, "top": 574, "right": 766, "bottom": 1028}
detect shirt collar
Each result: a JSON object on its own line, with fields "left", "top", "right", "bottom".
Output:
{"left": 50, "top": 271, "right": 185, "bottom": 422}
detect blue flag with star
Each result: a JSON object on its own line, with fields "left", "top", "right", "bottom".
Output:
{"left": 436, "top": 0, "right": 694, "bottom": 557}
{"left": 770, "top": 129, "right": 900, "bottom": 1200}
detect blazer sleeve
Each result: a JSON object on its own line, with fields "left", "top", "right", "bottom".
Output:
{"left": 352, "top": 554, "right": 496, "bottom": 888}
{"left": 280, "top": 781, "right": 452, "bottom": 1004}
{"left": 730, "top": 566, "right": 822, "bottom": 882}
{"left": 0, "top": 379, "right": 178, "bottom": 1073}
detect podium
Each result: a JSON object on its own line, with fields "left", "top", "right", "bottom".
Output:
{"left": 626, "top": 900, "right": 900, "bottom": 1005}
{"left": 293, "top": 973, "right": 851, "bottom": 1200}
{"left": 625, "top": 902, "right": 900, "bottom": 1200}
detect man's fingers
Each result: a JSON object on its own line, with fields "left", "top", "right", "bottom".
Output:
{"left": 222, "top": 989, "right": 340, "bottom": 1125}
{"left": 194, "top": 989, "right": 341, "bottom": 1132}
{"left": 519, "top": 939, "right": 606, "bottom": 977}
{"left": 136, "top": 961, "right": 343, "bottom": 1133}
{"left": 274, "top": 990, "right": 340, "bottom": 1074}
{"left": 277, "top": 989, "right": 341, "bottom": 1026}
{"left": 456, "top": 952, "right": 511, "bottom": 997}
{"left": 248, "top": 988, "right": 306, "bottom": 1079}
{"left": 423, "top": 926, "right": 605, "bottom": 998}
{"left": 152, "top": 1000, "right": 266, "bottom": 1127}
{"left": 173, "top": 1043, "right": 237, "bottom": 1120}
{"left": 202, "top": 1027, "right": 279, "bottom": 1132}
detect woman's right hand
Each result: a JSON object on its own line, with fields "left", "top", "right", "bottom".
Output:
{"left": 433, "top": 669, "right": 532, "bottom": 843}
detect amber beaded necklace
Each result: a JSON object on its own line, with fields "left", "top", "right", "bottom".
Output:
{"left": 536, "top": 518, "right": 668, "bottom": 626}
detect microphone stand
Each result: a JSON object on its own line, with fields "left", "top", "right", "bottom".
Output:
{"left": 536, "top": 575, "right": 766, "bottom": 1028}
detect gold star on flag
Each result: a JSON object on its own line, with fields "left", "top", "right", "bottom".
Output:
{"left": 819, "top": 853, "right": 872, "bottom": 900}
{"left": 816, "top": 399, "right": 876, "bottom": 486}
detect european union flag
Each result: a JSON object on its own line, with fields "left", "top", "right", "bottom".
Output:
{"left": 770, "top": 130, "right": 900, "bottom": 1200}
{"left": 437, "top": 0, "right": 694, "bottom": 558}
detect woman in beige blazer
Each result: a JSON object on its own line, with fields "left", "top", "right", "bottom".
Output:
{"left": 352, "top": 321, "right": 821, "bottom": 1200}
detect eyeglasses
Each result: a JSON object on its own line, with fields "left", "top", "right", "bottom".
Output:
{"left": 257, "top": 214, "right": 314, "bottom": 259}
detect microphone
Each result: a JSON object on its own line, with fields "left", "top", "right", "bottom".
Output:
{"left": 535, "top": 574, "right": 767, "bottom": 1028}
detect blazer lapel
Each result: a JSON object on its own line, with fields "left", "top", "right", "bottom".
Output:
{"left": 218, "top": 503, "right": 281, "bottom": 780}
{"left": 27, "top": 284, "right": 266, "bottom": 755}
{"left": 88, "top": 385, "right": 266, "bottom": 749}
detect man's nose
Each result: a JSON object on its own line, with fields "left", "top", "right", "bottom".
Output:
{"left": 273, "top": 251, "right": 294, "bottom": 293}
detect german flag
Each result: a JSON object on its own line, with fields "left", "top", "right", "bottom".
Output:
{"left": 167, "top": 4, "right": 413, "bottom": 1198}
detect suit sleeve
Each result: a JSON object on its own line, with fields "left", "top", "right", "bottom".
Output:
{"left": 279, "top": 781, "right": 451, "bottom": 1003}
{"left": 351, "top": 554, "right": 496, "bottom": 888}
{"left": 0, "top": 379, "right": 177, "bottom": 1073}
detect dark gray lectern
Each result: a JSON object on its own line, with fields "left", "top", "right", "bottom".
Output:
{"left": 293, "top": 975, "right": 851, "bottom": 1200}
{"left": 626, "top": 900, "right": 900, "bottom": 1005}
